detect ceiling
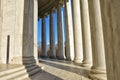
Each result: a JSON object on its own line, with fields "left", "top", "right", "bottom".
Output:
{"left": 38, "top": 0, "right": 63, "bottom": 17}
{"left": 38, "top": 0, "right": 50, "bottom": 9}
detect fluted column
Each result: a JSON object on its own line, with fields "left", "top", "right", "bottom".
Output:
{"left": 72, "top": 0, "right": 83, "bottom": 63}
{"left": 64, "top": 0, "right": 74, "bottom": 61}
{"left": 81, "top": 0, "right": 92, "bottom": 67}
{"left": 57, "top": 4, "right": 66, "bottom": 59}
{"left": 0, "top": 29, "right": 1, "bottom": 63}
{"left": 49, "top": 9, "right": 56, "bottom": 59}
{"left": 34, "top": 0, "right": 38, "bottom": 62}
{"left": 89, "top": 0, "right": 107, "bottom": 79}
{"left": 42, "top": 15, "right": 47, "bottom": 58}
{"left": 0, "top": 0, "right": 1, "bottom": 63}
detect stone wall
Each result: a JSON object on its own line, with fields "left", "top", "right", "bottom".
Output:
{"left": 0, "top": 0, "right": 20, "bottom": 64}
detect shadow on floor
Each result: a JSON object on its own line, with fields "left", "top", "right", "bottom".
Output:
{"left": 30, "top": 70, "right": 63, "bottom": 80}
{"left": 39, "top": 58, "right": 90, "bottom": 78}
{"left": 22, "top": 57, "right": 63, "bottom": 80}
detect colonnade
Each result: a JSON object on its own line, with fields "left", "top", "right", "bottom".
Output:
{"left": 0, "top": 0, "right": 119, "bottom": 80}
{"left": 40, "top": 0, "right": 106, "bottom": 79}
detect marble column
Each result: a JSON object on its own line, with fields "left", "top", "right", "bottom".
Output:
{"left": 42, "top": 15, "right": 47, "bottom": 58}
{"left": 81, "top": 0, "right": 92, "bottom": 67}
{"left": 57, "top": 4, "right": 66, "bottom": 59}
{"left": 34, "top": 0, "right": 38, "bottom": 63}
{"left": 0, "top": 0, "right": 1, "bottom": 63}
{"left": 64, "top": 0, "right": 74, "bottom": 61}
{"left": 49, "top": 9, "right": 56, "bottom": 59}
{"left": 100, "top": 0, "right": 120, "bottom": 80}
{"left": 72, "top": 0, "right": 83, "bottom": 63}
{"left": 89, "top": 0, "right": 107, "bottom": 79}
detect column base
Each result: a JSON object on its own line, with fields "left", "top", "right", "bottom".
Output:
{"left": 74, "top": 59, "right": 82, "bottom": 63}
{"left": 57, "top": 57, "right": 65, "bottom": 60}
{"left": 81, "top": 63, "right": 91, "bottom": 67}
{"left": 49, "top": 56, "right": 57, "bottom": 59}
{"left": 65, "top": 55, "right": 74, "bottom": 61}
{"left": 10, "top": 56, "right": 39, "bottom": 65}
{"left": 89, "top": 68, "right": 107, "bottom": 80}
{"left": 81, "top": 60, "right": 92, "bottom": 67}
{"left": 65, "top": 58, "right": 72, "bottom": 61}
{"left": 41, "top": 56, "right": 49, "bottom": 59}
{"left": 57, "top": 55, "right": 66, "bottom": 60}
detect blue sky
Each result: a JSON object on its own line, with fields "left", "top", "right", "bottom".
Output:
{"left": 38, "top": 7, "right": 66, "bottom": 45}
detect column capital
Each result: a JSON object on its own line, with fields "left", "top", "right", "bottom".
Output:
{"left": 58, "top": 0, "right": 64, "bottom": 7}
{"left": 50, "top": 7, "right": 56, "bottom": 14}
{"left": 64, "top": 0, "right": 70, "bottom": 3}
{"left": 42, "top": 13, "right": 48, "bottom": 18}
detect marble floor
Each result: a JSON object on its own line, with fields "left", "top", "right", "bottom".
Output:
{"left": 30, "top": 59, "right": 91, "bottom": 80}
{"left": 0, "top": 64, "right": 23, "bottom": 72}
{"left": 0, "top": 59, "right": 91, "bottom": 80}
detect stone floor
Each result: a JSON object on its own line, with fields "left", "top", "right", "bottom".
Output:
{"left": 0, "top": 59, "right": 91, "bottom": 80}
{"left": 0, "top": 64, "right": 23, "bottom": 72}
{"left": 30, "top": 59, "right": 91, "bottom": 80}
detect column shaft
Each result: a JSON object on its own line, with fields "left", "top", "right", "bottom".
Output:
{"left": 81, "top": 0, "right": 92, "bottom": 67}
{"left": 89, "top": 0, "right": 107, "bottom": 79}
{"left": 0, "top": 0, "right": 2, "bottom": 63}
{"left": 42, "top": 16, "right": 47, "bottom": 58}
{"left": 50, "top": 11, "right": 56, "bottom": 59}
{"left": 34, "top": 0, "right": 38, "bottom": 63}
{"left": 72, "top": 0, "right": 83, "bottom": 63}
{"left": 64, "top": 0, "right": 74, "bottom": 61}
{"left": 57, "top": 5, "right": 65, "bottom": 59}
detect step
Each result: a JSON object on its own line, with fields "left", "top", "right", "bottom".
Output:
{"left": 9, "top": 73, "right": 29, "bottom": 80}
{"left": 0, "top": 64, "right": 43, "bottom": 80}
{"left": 28, "top": 66, "right": 42, "bottom": 76}
{"left": 0, "top": 63, "right": 36, "bottom": 77}
{"left": 9, "top": 66, "right": 42, "bottom": 80}
{"left": 0, "top": 66, "right": 25, "bottom": 76}
{"left": 0, "top": 68, "right": 27, "bottom": 80}
{"left": 25, "top": 63, "right": 36, "bottom": 67}
{"left": 26, "top": 65, "right": 38, "bottom": 72}
{"left": 23, "top": 60, "right": 36, "bottom": 64}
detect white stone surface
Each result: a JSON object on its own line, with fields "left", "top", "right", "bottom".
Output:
{"left": 101, "top": 0, "right": 120, "bottom": 80}
{"left": 0, "top": 0, "right": 2, "bottom": 63}
{"left": 0, "top": 0, "right": 36, "bottom": 64}
{"left": 12, "top": 0, "right": 24, "bottom": 64}
{"left": 64, "top": 0, "right": 74, "bottom": 61}
{"left": 81, "top": 0, "right": 92, "bottom": 67}
{"left": 34, "top": 0, "right": 38, "bottom": 62}
{"left": 89, "top": 0, "right": 107, "bottom": 79}
{"left": 57, "top": 4, "right": 66, "bottom": 59}
{"left": 72, "top": 0, "right": 83, "bottom": 63}
{"left": 1, "top": 0, "right": 20, "bottom": 64}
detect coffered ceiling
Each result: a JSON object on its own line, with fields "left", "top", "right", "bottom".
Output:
{"left": 38, "top": 0, "right": 64, "bottom": 17}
